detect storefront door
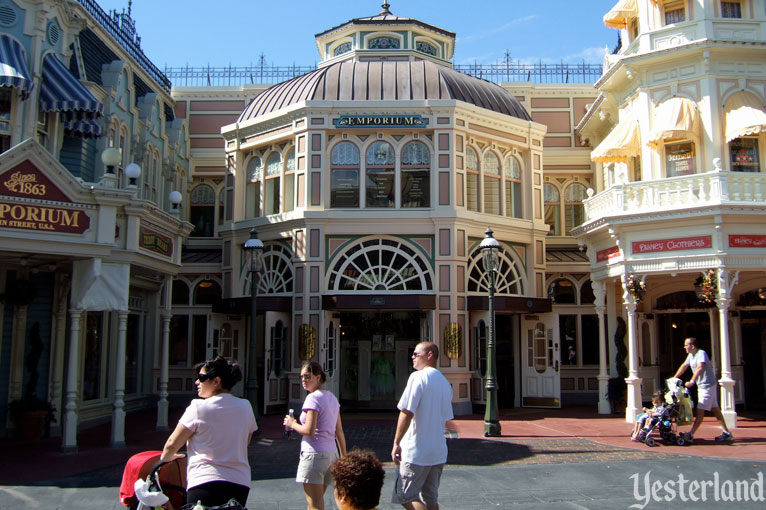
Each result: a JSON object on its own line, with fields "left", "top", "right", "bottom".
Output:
{"left": 521, "top": 317, "right": 560, "bottom": 408}
{"left": 207, "top": 315, "right": 244, "bottom": 397}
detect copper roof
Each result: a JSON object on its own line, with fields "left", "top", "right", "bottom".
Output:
{"left": 238, "top": 60, "right": 531, "bottom": 123}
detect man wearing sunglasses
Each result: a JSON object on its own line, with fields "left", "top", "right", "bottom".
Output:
{"left": 391, "top": 341, "right": 453, "bottom": 510}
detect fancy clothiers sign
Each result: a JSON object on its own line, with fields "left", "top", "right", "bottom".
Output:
{"left": 139, "top": 226, "right": 173, "bottom": 257}
{"left": 632, "top": 235, "right": 712, "bottom": 254}
{"left": 333, "top": 114, "right": 428, "bottom": 128}
{"left": 596, "top": 246, "right": 620, "bottom": 262}
{"left": 729, "top": 235, "right": 766, "bottom": 248}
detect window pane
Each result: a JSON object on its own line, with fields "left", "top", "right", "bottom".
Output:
{"left": 484, "top": 176, "right": 500, "bottom": 215}
{"left": 665, "top": 141, "right": 696, "bottom": 177}
{"left": 721, "top": 1, "right": 741, "bottom": 18}
{"left": 483, "top": 152, "right": 500, "bottom": 175}
{"left": 401, "top": 169, "right": 430, "bottom": 207}
{"left": 331, "top": 169, "right": 359, "bottom": 207}
{"left": 581, "top": 315, "right": 600, "bottom": 365}
{"left": 192, "top": 315, "right": 207, "bottom": 365}
{"left": 665, "top": 6, "right": 685, "bottom": 24}
{"left": 505, "top": 180, "right": 522, "bottom": 218}
{"left": 266, "top": 153, "right": 281, "bottom": 176}
{"left": 170, "top": 315, "right": 189, "bottom": 367}
{"left": 366, "top": 168, "right": 394, "bottom": 207}
{"left": 265, "top": 176, "right": 280, "bottom": 214}
{"left": 545, "top": 204, "right": 560, "bottom": 235}
{"left": 466, "top": 148, "right": 478, "bottom": 170}
{"left": 247, "top": 182, "right": 261, "bottom": 218}
{"left": 565, "top": 203, "right": 585, "bottom": 234}
{"left": 466, "top": 173, "right": 478, "bottom": 211}
{"left": 559, "top": 315, "right": 577, "bottom": 365}
{"left": 730, "top": 138, "right": 760, "bottom": 173}
{"left": 284, "top": 173, "right": 295, "bottom": 212}
{"left": 83, "top": 312, "right": 104, "bottom": 400}
{"left": 332, "top": 142, "right": 360, "bottom": 165}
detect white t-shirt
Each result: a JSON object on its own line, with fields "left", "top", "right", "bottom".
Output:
{"left": 397, "top": 366, "right": 453, "bottom": 466}
{"left": 179, "top": 393, "right": 258, "bottom": 489}
{"left": 685, "top": 349, "right": 717, "bottom": 389}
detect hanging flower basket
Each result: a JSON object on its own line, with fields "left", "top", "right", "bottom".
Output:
{"left": 626, "top": 274, "right": 646, "bottom": 303}
{"left": 694, "top": 269, "right": 717, "bottom": 304}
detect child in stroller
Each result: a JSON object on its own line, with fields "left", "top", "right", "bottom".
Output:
{"left": 635, "top": 378, "right": 692, "bottom": 447}
{"left": 631, "top": 391, "right": 664, "bottom": 441}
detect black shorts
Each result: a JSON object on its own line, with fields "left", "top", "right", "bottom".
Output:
{"left": 186, "top": 480, "right": 249, "bottom": 507}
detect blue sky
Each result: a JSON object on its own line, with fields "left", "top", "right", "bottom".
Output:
{"left": 95, "top": 1, "right": 619, "bottom": 69}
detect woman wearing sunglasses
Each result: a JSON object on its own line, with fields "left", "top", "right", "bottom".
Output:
{"left": 283, "top": 360, "right": 347, "bottom": 510}
{"left": 160, "top": 356, "right": 257, "bottom": 508}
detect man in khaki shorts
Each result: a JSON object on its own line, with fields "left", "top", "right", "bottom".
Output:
{"left": 391, "top": 341, "right": 453, "bottom": 510}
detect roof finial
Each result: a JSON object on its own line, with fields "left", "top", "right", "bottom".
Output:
{"left": 380, "top": 2, "right": 391, "bottom": 15}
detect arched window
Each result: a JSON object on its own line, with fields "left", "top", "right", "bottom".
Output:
{"left": 564, "top": 183, "right": 588, "bottom": 235}
{"left": 725, "top": 92, "right": 764, "bottom": 173}
{"left": 548, "top": 278, "right": 575, "bottom": 304}
{"left": 465, "top": 147, "right": 479, "bottom": 212}
{"left": 483, "top": 152, "right": 501, "bottom": 215}
{"left": 416, "top": 40, "right": 438, "bottom": 57}
{"left": 190, "top": 184, "right": 216, "bottom": 237}
{"left": 284, "top": 147, "right": 295, "bottom": 213}
{"left": 544, "top": 183, "right": 561, "bottom": 236}
{"left": 331, "top": 142, "right": 360, "bottom": 208}
{"left": 334, "top": 42, "right": 352, "bottom": 56}
{"left": 152, "top": 150, "right": 160, "bottom": 203}
{"left": 401, "top": 141, "right": 430, "bottom": 208}
{"left": 264, "top": 152, "right": 281, "bottom": 215}
{"left": 366, "top": 141, "right": 395, "bottom": 207}
{"left": 580, "top": 280, "right": 595, "bottom": 305}
{"left": 368, "top": 36, "right": 400, "bottom": 49}
{"left": 246, "top": 156, "right": 262, "bottom": 218}
{"left": 142, "top": 144, "right": 154, "bottom": 200}
{"left": 194, "top": 280, "right": 221, "bottom": 305}
{"left": 172, "top": 279, "right": 189, "bottom": 305}
{"left": 504, "top": 155, "right": 522, "bottom": 218}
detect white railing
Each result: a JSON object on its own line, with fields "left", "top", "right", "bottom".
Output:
{"left": 584, "top": 168, "right": 766, "bottom": 223}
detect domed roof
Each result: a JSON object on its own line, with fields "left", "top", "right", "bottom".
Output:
{"left": 315, "top": 3, "right": 455, "bottom": 40}
{"left": 238, "top": 60, "right": 531, "bottom": 123}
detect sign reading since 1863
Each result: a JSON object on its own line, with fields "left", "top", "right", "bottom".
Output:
{"left": 139, "top": 226, "right": 173, "bottom": 257}
{"left": 333, "top": 114, "right": 428, "bottom": 128}
{"left": 0, "top": 161, "right": 90, "bottom": 234}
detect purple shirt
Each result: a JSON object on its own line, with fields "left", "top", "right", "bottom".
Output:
{"left": 299, "top": 389, "right": 339, "bottom": 452}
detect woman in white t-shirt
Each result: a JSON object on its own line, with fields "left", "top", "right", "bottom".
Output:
{"left": 160, "top": 356, "right": 257, "bottom": 507}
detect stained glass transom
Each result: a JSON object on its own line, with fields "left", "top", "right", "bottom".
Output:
{"left": 243, "top": 243, "right": 294, "bottom": 295}
{"left": 483, "top": 152, "right": 500, "bottom": 175}
{"left": 248, "top": 157, "right": 262, "bottom": 180}
{"left": 331, "top": 142, "right": 360, "bottom": 165}
{"left": 191, "top": 184, "right": 215, "bottom": 204}
{"left": 416, "top": 41, "right": 437, "bottom": 56}
{"left": 544, "top": 183, "right": 560, "bottom": 202}
{"left": 266, "top": 152, "right": 282, "bottom": 176}
{"left": 504, "top": 156, "right": 521, "bottom": 179}
{"left": 565, "top": 182, "right": 588, "bottom": 201}
{"left": 402, "top": 141, "right": 430, "bottom": 165}
{"left": 467, "top": 244, "right": 524, "bottom": 295}
{"left": 334, "top": 42, "right": 352, "bottom": 56}
{"left": 367, "top": 141, "right": 394, "bottom": 165}
{"left": 328, "top": 237, "right": 433, "bottom": 292}
{"left": 368, "top": 36, "right": 400, "bottom": 49}
{"left": 466, "top": 147, "right": 478, "bottom": 171}
{"left": 286, "top": 149, "right": 296, "bottom": 171}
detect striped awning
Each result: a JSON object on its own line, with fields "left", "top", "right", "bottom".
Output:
{"left": 62, "top": 117, "right": 103, "bottom": 138}
{"left": 39, "top": 53, "right": 102, "bottom": 116}
{"left": 724, "top": 91, "right": 766, "bottom": 142}
{"left": 604, "top": 0, "right": 637, "bottom": 29}
{"left": 591, "top": 112, "right": 641, "bottom": 163}
{"left": 0, "top": 35, "right": 33, "bottom": 97}
{"left": 648, "top": 97, "right": 700, "bottom": 147}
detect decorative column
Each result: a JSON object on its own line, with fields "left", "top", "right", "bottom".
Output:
{"left": 716, "top": 268, "right": 738, "bottom": 430}
{"left": 157, "top": 277, "right": 172, "bottom": 430}
{"left": 592, "top": 280, "right": 610, "bottom": 414}
{"left": 622, "top": 274, "right": 643, "bottom": 423}
{"left": 62, "top": 309, "right": 83, "bottom": 452}
{"left": 111, "top": 311, "right": 129, "bottom": 447}
{"left": 50, "top": 273, "right": 70, "bottom": 435}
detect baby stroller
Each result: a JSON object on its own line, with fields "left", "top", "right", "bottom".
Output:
{"left": 120, "top": 451, "right": 187, "bottom": 510}
{"left": 636, "top": 378, "right": 692, "bottom": 447}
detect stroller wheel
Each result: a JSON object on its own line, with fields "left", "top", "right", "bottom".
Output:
{"left": 676, "top": 437, "right": 686, "bottom": 446}
{"left": 645, "top": 437, "right": 656, "bottom": 447}
{"left": 636, "top": 430, "right": 647, "bottom": 442}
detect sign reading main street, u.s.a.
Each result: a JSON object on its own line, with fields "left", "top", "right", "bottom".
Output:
{"left": 333, "top": 114, "right": 428, "bottom": 128}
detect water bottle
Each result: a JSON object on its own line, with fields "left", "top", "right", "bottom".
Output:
{"left": 192, "top": 500, "right": 204, "bottom": 510}
{"left": 285, "top": 409, "right": 294, "bottom": 438}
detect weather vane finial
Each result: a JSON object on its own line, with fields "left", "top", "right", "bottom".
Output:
{"left": 380, "top": 2, "right": 391, "bottom": 15}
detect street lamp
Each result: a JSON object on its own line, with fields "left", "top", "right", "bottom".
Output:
{"left": 243, "top": 228, "right": 264, "bottom": 419}
{"left": 479, "top": 227, "right": 501, "bottom": 437}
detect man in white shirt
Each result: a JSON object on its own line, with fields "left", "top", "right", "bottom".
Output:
{"left": 391, "top": 341, "right": 453, "bottom": 510}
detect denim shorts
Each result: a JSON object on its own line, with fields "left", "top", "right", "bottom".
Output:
{"left": 295, "top": 450, "right": 338, "bottom": 485}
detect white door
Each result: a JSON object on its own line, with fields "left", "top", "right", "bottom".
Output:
{"left": 207, "top": 315, "right": 244, "bottom": 397}
{"left": 521, "top": 318, "right": 560, "bottom": 408}
{"left": 321, "top": 317, "right": 340, "bottom": 396}
{"left": 263, "top": 311, "right": 290, "bottom": 413}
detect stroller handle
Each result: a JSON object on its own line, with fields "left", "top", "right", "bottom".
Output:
{"left": 147, "top": 460, "right": 170, "bottom": 491}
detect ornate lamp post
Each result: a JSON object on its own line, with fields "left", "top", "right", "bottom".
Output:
{"left": 480, "top": 227, "right": 501, "bottom": 437}
{"left": 243, "top": 228, "right": 264, "bottom": 419}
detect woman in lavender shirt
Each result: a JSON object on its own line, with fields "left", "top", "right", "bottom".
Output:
{"left": 284, "top": 361, "right": 347, "bottom": 510}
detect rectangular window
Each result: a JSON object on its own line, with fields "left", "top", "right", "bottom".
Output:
{"left": 721, "top": 1, "right": 741, "bottom": 18}
{"left": 544, "top": 204, "right": 561, "bottom": 236}
{"left": 170, "top": 315, "right": 189, "bottom": 366}
{"left": 331, "top": 168, "right": 359, "bottom": 208}
{"left": 564, "top": 204, "right": 585, "bottom": 235}
{"left": 730, "top": 138, "right": 760, "bottom": 173}
{"left": 83, "top": 312, "right": 104, "bottom": 400}
{"left": 36, "top": 110, "right": 49, "bottom": 149}
{"left": 466, "top": 173, "right": 478, "bottom": 211}
{"left": 559, "top": 315, "right": 577, "bottom": 366}
{"left": 193, "top": 315, "right": 207, "bottom": 365}
{"left": 248, "top": 182, "right": 261, "bottom": 218}
{"left": 401, "top": 169, "right": 430, "bottom": 208}
{"left": 265, "top": 177, "right": 280, "bottom": 215}
{"left": 504, "top": 180, "right": 522, "bottom": 218}
{"left": 483, "top": 176, "right": 500, "bottom": 215}
{"left": 366, "top": 168, "right": 395, "bottom": 207}
{"left": 664, "top": 1, "right": 685, "bottom": 24}
{"left": 665, "top": 141, "right": 696, "bottom": 177}
{"left": 581, "top": 315, "right": 600, "bottom": 365}
{"left": 284, "top": 173, "right": 295, "bottom": 213}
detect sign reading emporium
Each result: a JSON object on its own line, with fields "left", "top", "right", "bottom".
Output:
{"left": 0, "top": 162, "right": 90, "bottom": 234}
{"left": 333, "top": 114, "right": 428, "bottom": 128}
{"left": 632, "top": 235, "right": 712, "bottom": 254}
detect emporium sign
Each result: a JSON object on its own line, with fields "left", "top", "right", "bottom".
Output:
{"left": 632, "top": 235, "right": 712, "bottom": 254}
{"left": 0, "top": 162, "right": 90, "bottom": 234}
{"left": 139, "top": 226, "right": 173, "bottom": 257}
{"left": 333, "top": 114, "right": 428, "bottom": 128}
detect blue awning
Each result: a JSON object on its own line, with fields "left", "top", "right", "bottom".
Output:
{"left": 0, "top": 35, "right": 33, "bottom": 97}
{"left": 62, "top": 117, "right": 103, "bottom": 138}
{"left": 39, "top": 53, "right": 102, "bottom": 116}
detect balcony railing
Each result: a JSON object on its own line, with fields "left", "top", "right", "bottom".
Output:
{"left": 583, "top": 168, "right": 766, "bottom": 223}
{"left": 164, "top": 62, "right": 603, "bottom": 87}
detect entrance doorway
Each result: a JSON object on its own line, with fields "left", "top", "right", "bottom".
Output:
{"left": 496, "top": 315, "right": 515, "bottom": 409}
{"left": 658, "top": 312, "right": 711, "bottom": 379}
{"left": 338, "top": 311, "right": 423, "bottom": 408}
{"left": 741, "top": 311, "right": 766, "bottom": 410}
